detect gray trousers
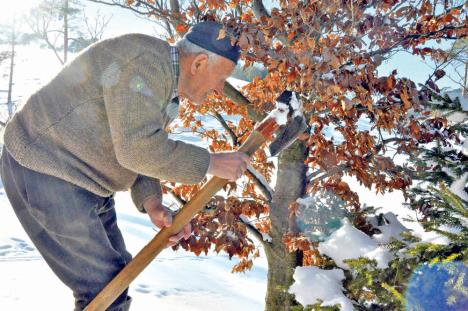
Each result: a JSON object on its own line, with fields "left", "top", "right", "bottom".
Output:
{"left": 1, "top": 147, "right": 132, "bottom": 311}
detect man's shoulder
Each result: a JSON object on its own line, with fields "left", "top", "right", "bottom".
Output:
{"left": 96, "top": 33, "right": 170, "bottom": 56}
{"left": 107, "top": 33, "right": 167, "bottom": 45}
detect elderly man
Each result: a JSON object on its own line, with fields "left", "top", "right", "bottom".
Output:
{"left": 0, "top": 21, "right": 249, "bottom": 310}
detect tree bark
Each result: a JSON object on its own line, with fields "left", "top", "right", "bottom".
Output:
{"left": 463, "top": 61, "right": 467, "bottom": 96}
{"left": 252, "top": 0, "right": 270, "bottom": 19}
{"left": 263, "top": 140, "right": 308, "bottom": 311}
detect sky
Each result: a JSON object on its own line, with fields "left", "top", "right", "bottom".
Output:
{"left": 0, "top": 0, "right": 39, "bottom": 19}
{"left": 0, "top": 0, "right": 156, "bottom": 35}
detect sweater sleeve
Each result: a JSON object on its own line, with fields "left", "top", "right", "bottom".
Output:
{"left": 130, "top": 175, "right": 162, "bottom": 213}
{"left": 102, "top": 52, "right": 210, "bottom": 184}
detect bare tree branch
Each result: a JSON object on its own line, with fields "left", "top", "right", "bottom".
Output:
{"left": 308, "top": 164, "right": 349, "bottom": 183}
{"left": 82, "top": 10, "right": 113, "bottom": 41}
{"left": 368, "top": 24, "right": 467, "bottom": 59}
{"left": 211, "top": 111, "right": 238, "bottom": 146}
{"left": 43, "top": 32, "right": 65, "bottom": 64}
{"left": 223, "top": 81, "right": 264, "bottom": 122}
{"left": 252, "top": 0, "right": 270, "bottom": 19}
{"left": 239, "top": 216, "right": 268, "bottom": 244}
{"left": 169, "top": 0, "right": 180, "bottom": 15}
{"left": 209, "top": 111, "right": 273, "bottom": 201}
{"left": 85, "top": 0, "right": 167, "bottom": 19}
{"left": 245, "top": 167, "right": 273, "bottom": 202}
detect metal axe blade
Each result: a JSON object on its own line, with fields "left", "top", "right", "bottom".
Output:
{"left": 268, "top": 91, "right": 308, "bottom": 156}
{"left": 269, "top": 114, "right": 307, "bottom": 157}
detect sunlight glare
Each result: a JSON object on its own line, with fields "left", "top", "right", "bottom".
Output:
{"left": 0, "top": 0, "right": 41, "bottom": 23}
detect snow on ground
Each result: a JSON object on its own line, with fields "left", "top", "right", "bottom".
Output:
{"left": 0, "top": 45, "right": 64, "bottom": 115}
{"left": 0, "top": 187, "right": 268, "bottom": 310}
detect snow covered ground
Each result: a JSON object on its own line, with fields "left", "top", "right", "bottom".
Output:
{"left": 0, "top": 187, "right": 268, "bottom": 311}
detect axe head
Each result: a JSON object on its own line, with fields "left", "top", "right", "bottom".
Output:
{"left": 268, "top": 91, "right": 308, "bottom": 157}
{"left": 269, "top": 114, "right": 307, "bottom": 156}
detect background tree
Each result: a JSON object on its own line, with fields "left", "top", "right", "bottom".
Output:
{"left": 0, "top": 52, "right": 10, "bottom": 65}
{"left": 26, "top": 0, "right": 112, "bottom": 64}
{"left": 0, "top": 49, "right": 12, "bottom": 127}
{"left": 0, "top": 21, "right": 19, "bottom": 125}
{"left": 406, "top": 84, "right": 467, "bottom": 237}
{"left": 85, "top": 0, "right": 466, "bottom": 309}
{"left": 0, "top": 25, "right": 13, "bottom": 112}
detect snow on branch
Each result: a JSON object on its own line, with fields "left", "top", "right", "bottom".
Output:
{"left": 246, "top": 164, "right": 273, "bottom": 202}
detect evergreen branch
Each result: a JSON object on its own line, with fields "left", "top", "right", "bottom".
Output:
{"left": 382, "top": 282, "right": 405, "bottom": 304}
{"left": 431, "top": 184, "right": 468, "bottom": 218}
{"left": 429, "top": 227, "right": 465, "bottom": 242}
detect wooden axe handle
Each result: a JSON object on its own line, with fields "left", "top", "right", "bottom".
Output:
{"left": 84, "top": 117, "right": 278, "bottom": 311}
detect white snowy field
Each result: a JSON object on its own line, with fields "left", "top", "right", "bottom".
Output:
{"left": 0, "top": 187, "right": 268, "bottom": 311}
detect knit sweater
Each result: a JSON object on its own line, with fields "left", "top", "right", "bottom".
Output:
{"left": 3, "top": 34, "right": 211, "bottom": 212}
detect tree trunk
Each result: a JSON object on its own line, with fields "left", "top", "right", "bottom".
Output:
{"left": 463, "top": 61, "right": 467, "bottom": 96}
{"left": 264, "top": 141, "right": 308, "bottom": 311}
{"left": 64, "top": 0, "right": 69, "bottom": 63}
{"left": 7, "top": 20, "right": 15, "bottom": 118}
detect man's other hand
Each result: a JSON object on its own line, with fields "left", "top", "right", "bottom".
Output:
{"left": 143, "top": 195, "right": 191, "bottom": 247}
{"left": 207, "top": 151, "right": 250, "bottom": 181}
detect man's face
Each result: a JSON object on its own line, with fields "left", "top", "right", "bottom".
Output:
{"left": 184, "top": 54, "right": 236, "bottom": 104}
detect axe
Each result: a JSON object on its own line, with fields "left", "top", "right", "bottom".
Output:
{"left": 84, "top": 100, "right": 307, "bottom": 311}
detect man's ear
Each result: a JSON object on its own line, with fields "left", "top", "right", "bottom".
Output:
{"left": 190, "top": 54, "right": 209, "bottom": 75}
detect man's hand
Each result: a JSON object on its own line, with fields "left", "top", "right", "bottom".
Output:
{"left": 207, "top": 151, "right": 250, "bottom": 181}
{"left": 142, "top": 195, "right": 191, "bottom": 247}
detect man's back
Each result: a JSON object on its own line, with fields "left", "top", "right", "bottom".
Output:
{"left": 3, "top": 34, "right": 178, "bottom": 197}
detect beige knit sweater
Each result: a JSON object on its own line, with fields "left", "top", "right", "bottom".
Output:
{"left": 4, "top": 34, "right": 210, "bottom": 212}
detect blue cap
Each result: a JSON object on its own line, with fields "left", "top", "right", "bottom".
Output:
{"left": 184, "top": 21, "right": 241, "bottom": 64}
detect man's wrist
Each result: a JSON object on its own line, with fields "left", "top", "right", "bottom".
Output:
{"left": 207, "top": 153, "right": 214, "bottom": 175}
{"left": 142, "top": 195, "right": 162, "bottom": 212}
